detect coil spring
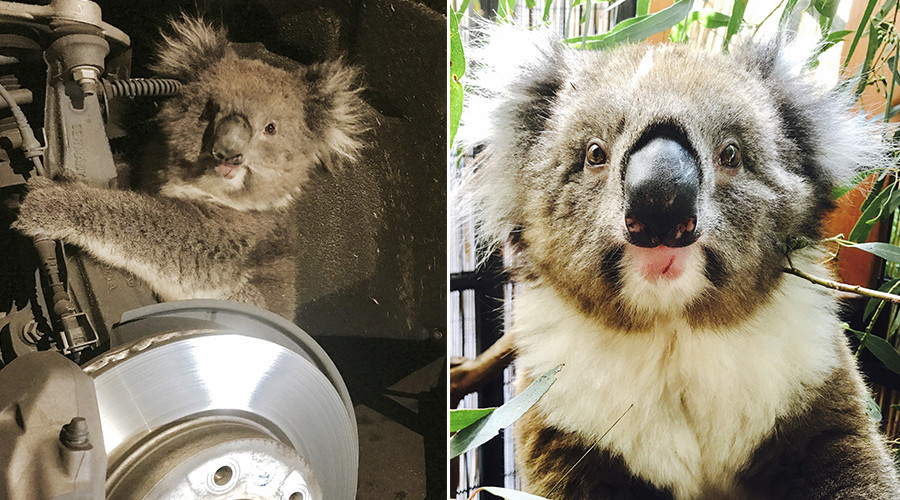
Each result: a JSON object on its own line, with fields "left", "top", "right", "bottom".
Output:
{"left": 102, "top": 78, "right": 182, "bottom": 98}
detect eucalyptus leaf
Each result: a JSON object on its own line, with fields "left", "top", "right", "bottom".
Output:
{"left": 863, "top": 277, "right": 900, "bottom": 321}
{"left": 499, "top": 0, "right": 518, "bottom": 20}
{"left": 865, "top": 394, "right": 883, "bottom": 422}
{"left": 450, "top": 364, "right": 562, "bottom": 458}
{"left": 888, "top": 302, "right": 900, "bottom": 341}
{"left": 847, "top": 183, "right": 899, "bottom": 243}
{"left": 474, "top": 486, "right": 551, "bottom": 500}
{"left": 843, "top": 0, "right": 879, "bottom": 69}
{"left": 812, "top": 0, "right": 839, "bottom": 20}
{"left": 853, "top": 18, "right": 885, "bottom": 98}
{"left": 810, "top": 29, "right": 853, "bottom": 65}
{"left": 543, "top": 0, "right": 554, "bottom": 22}
{"left": 564, "top": 0, "right": 693, "bottom": 50}
{"left": 858, "top": 174, "right": 887, "bottom": 213}
{"left": 450, "top": 408, "right": 495, "bottom": 432}
{"left": 831, "top": 167, "right": 884, "bottom": 200}
{"left": 845, "top": 242, "right": 900, "bottom": 263}
{"left": 636, "top": 0, "right": 650, "bottom": 16}
{"left": 778, "top": 0, "right": 799, "bottom": 32}
{"left": 723, "top": 0, "right": 747, "bottom": 51}
{"left": 449, "top": 8, "right": 465, "bottom": 148}
{"left": 670, "top": 10, "right": 730, "bottom": 43}
{"left": 848, "top": 326, "right": 900, "bottom": 377}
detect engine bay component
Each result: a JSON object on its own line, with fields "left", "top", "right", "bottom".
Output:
{"left": 89, "top": 300, "right": 358, "bottom": 499}
{"left": 0, "top": 350, "right": 106, "bottom": 500}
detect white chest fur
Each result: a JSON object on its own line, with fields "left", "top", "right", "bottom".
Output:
{"left": 513, "top": 274, "right": 842, "bottom": 499}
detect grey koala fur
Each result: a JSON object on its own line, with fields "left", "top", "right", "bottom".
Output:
{"left": 13, "top": 17, "right": 366, "bottom": 320}
{"left": 461, "top": 26, "right": 900, "bottom": 499}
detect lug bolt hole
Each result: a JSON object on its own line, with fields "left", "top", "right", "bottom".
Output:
{"left": 213, "top": 465, "right": 233, "bottom": 486}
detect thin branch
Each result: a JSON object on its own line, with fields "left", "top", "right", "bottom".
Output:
{"left": 783, "top": 265, "right": 900, "bottom": 303}
{"left": 450, "top": 333, "right": 516, "bottom": 408}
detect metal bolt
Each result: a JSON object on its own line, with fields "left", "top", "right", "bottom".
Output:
{"left": 70, "top": 66, "right": 100, "bottom": 96}
{"left": 59, "top": 417, "right": 92, "bottom": 450}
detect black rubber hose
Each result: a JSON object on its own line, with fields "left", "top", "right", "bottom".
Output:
{"left": 102, "top": 78, "right": 182, "bottom": 98}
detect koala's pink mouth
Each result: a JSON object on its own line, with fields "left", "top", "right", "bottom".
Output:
{"left": 627, "top": 245, "right": 692, "bottom": 281}
{"left": 215, "top": 163, "right": 242, "bottom": 179}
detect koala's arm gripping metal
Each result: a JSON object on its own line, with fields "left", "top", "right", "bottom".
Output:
{"left": 0, "top": 0, "right": 148, "bottom": 357}
{"left": 33, "top": 12, "right": 119, "bottom": 357}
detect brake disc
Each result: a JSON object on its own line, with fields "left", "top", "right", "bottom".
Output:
{"left": 81, "top": 300, "right": 357, "bottom": 499}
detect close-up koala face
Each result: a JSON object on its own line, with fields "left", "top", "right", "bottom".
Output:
{"left": 458, "top": 23, "right": 900, "bottom": 499}
{"left": 465, "top": 28, "right": 882, "bottom": 332}
{"left": 150, "top": 19, "right": 364, "bottom": 211}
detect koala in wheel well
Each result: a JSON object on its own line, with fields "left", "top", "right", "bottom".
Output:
{"left": 459, "top": 25, "right": 900, "bottom": 499}
{"left": 13, "top": 16, "right": 367, "bottom": 320}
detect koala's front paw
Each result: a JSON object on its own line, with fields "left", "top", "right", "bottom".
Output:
{"left": 11, "top": 176, "right": 78, "bottom": 239}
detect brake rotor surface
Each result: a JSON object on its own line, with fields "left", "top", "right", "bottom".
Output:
{"left": 82, "top": 324, "right": 356, "bottom": 499}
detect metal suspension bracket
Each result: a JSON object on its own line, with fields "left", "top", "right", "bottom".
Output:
{"left": 42, "top": 20, "right": 117, "bottom": 185}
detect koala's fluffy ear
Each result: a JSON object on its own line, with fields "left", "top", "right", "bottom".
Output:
{"left": 298, "top": 59, "right": 367, "bottom": 171}
{"left": 151, "top": 16, "right": 230, "bottom": 79}
{"left": 458, "top": 25, "right": 567, "bottom": 251}
{"left": 734, "top": 38, "right": 889, "bottom": 190}
{"left": 461, "top": 24, "right": 566, "bottom": 150}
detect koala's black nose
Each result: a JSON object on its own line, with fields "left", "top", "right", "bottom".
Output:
{"left": 623, "top": 136, "right": 699, "bottom": 248}
{"left": 211, "top": 113, "right": 251, "bottom": 165}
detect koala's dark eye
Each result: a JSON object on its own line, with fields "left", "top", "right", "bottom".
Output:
{"left": 585, "top": 139, "right": 608, "bottom": 170}
{"left": 264, "top": 122, "right": 277, "bottom": 135}
{"left": 718, "top": 142, "right": 742, "bottom": 169}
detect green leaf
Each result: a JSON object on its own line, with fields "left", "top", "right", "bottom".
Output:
{"left": 843, "top": 0, "right": 879, "bottom": 69}
{"left": 450, "top": 364, "right": 562, "bottom": 458}
{"left": 865, "top": 394, "right": 883, "bottom": 422}
{"left": 722, "top": 0, "right": 747, "bottom": 51}
{"left": 845, "top": 242, "right": 900, "bottom": 263}
{"left": 449, "top": 6, "right": 465, "bottom": 148}
{"left": 863, "top": 277, "right": 900, "bottom": 320}
{"left": 450, "top": 408, "right": 495, "bottom": 432}
{"left": 812, "top": 0, "right": 839, "bottom": 20}
{"left": 847, "top": 182, "right": 898, "bottom": 243}
{"left": 564, "top": 0, "right": 693, "bottom": 50}
{"left": 474, "top": 486, "right": 551, "bottom": 500}
{"left": 778, "top": 0, "right": 800, "bottom": 32}
{"left": 670, "top": 10, "right": 731, "bottom": 43}
{"left": 498, "top": 0, "right": 518, "bottom": 20}
{"left": 809, "top": 29, "right": 853, "bottom": 65}
{"left": 636, "top": 0, "right": 650, "bottom": 16}
{"left": 888, "top": 302, "right": 900, "bottom": 341}
{"left": 853, "top": 18, "right": 886, "bottom": 99}
{"left": 526, "top": 0, "right": 537, "bottom": 8}
{"left": 848, "top": 326, "right": 900, "bottom": 377}
{"left": 456, "top": 0, "right": 471, "bottom": 14}
{"left": 542, "top": 0, "right": 554, "bottom": 22}
{"left": 859, "top": 173, "right": 889, "bottom": 212}
{"left": 831, "top": 167, "right": 884, "bottom": 200}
